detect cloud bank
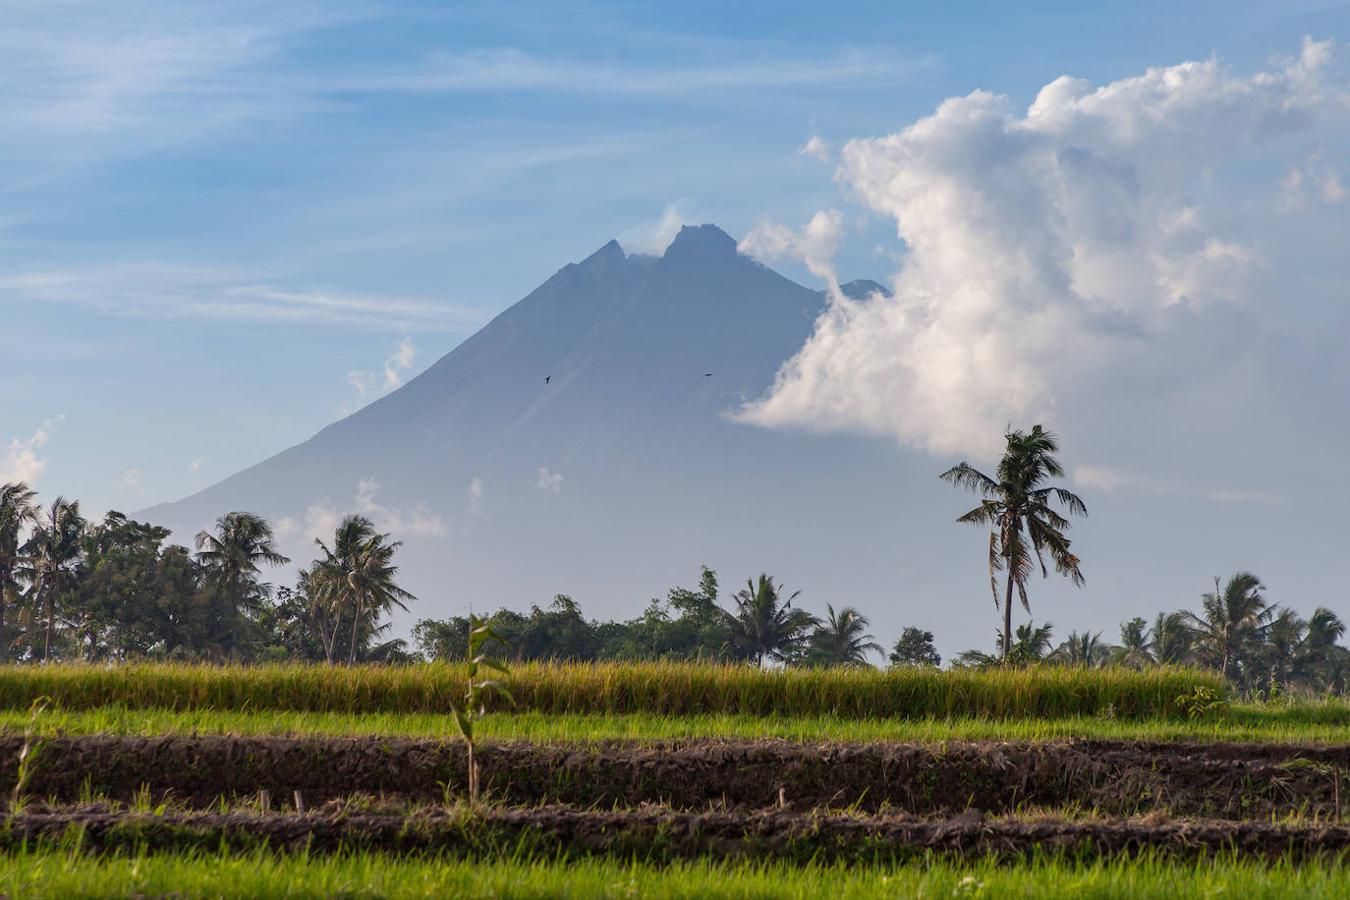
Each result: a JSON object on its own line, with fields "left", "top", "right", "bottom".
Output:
{"left": 738, "top": 39, "right": 1348, "bottom": 464}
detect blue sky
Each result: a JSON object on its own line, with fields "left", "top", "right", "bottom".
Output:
{"left": 2, "top": 0, "right": 1347, "bottom": 519}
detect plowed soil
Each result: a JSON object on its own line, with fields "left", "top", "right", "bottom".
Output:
{"left": 5, "top": 736, "right": 1350, "bottom": 817}
{"left": 4, "top": 806, "right": 1349, "bottom": 863}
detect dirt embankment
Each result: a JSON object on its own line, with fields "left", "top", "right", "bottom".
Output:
{"left": 6, "top": 805, "right": 1350, "bottom": 863}
{"left": 6, "top": 736, "right": 1350, "bottom": 817}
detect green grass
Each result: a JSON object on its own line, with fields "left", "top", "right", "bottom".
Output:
{"left": 0, "top": 661, "right": 1221, "bottom": 719}
{"left": 4, "top": 702, "right": 1350, "bottom": 743}
{"left": 2, "top": 850, "right": 1350, "bottom": 898}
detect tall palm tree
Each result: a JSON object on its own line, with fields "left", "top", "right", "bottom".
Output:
{"left": 1114, "top": 617, "right": 1154, "bottom": 669}
{"left": 941, "top": 425, "right": 1087, "bottom": 659}
{"left": 0, "top": 483, "right": 39, "bottom": 659}
{"left": 195, "top": 512, "right": 290, "bottom": 656}
{"left": 1300, "top": 608, "right": 1347, "bottom": 690}
{"left": 18, "top": 497, "right": 85, "bottom": 661}
{"left": 1053, "top": 630, "right": 1108, "bottom": 668}
{"left": 725, "top": 574, "right": 818, "bottom": 667}
{"left": 804, "top": 604, "right": 883, "bottom": 667}
{"left": 958, "top": 621, "right": 1054, "bottom": 667}
{"left": 1150, "top": 612, "right": 1193, "bottom": 665}
{"left": 1181, "top": 573, "right": 1271, "bottom": 684}
{"left": 311, "top": 515, "right": 415, "bottom": 664}
{"left": 1262, "top": 607, "right": 1307, "bottom": 691}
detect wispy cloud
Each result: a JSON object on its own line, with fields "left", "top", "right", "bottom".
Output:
{"left": 275, "top": 478, "right": 448, "bottom": 548}
{"left": 115, "top": 468, "right": 145, "bottom": 496}
{"left": 619, "top": 201, "right": 692, "bottom": 255}
{"left": 535, "top": 467, "right": 563, "bottom": 493}
{"left": 1074, "top": 465, "right": 1286, "bottom": 505}
{"left": 347, "top": 337, "right": 418, "bottom": 407}
{"left": 329, "top": 47, "right": 936, "bottom": 97}
{"left": 799, "top": 135, "right": 831, "bottom": 161}
{"left": 0, "top": 3, "right": 933, "bottom": 171}
{"left": 1, "top": 268, "right": 483, "bottom": 331}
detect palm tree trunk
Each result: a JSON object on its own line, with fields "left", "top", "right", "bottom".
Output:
{"left": 0, "top": 577, "right": 8, "bottom": 665}
{"left": 42, "top": 590, "right": 53, "bottom": 663}
{"left": 325, "top": 612, "right": 342, "bottom": 666}
{"left": 1002, "top": 572, "right": 1015, "bottom": 660}
{"left": 348, "top": 595, "right": 363, "bottom": 665}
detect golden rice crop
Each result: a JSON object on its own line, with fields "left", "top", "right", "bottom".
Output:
{"left": 0, "top": 662, "right": 1222, "bottom": 719}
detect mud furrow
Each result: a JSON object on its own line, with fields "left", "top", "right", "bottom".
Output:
{"left": 4, "top": 807, "right": 1349, "bottom": 863}
{"left": 4, "top": 735, "right": 1349, "bottom": 817}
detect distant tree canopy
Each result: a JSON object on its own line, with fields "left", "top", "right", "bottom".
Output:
{"left": 890, "top": 627, "right": 941, "bottom": 668}
{"left": 0, "top": 481, "right": 417, "bottom": 664}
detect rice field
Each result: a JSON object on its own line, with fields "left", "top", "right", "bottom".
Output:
{"left": 0, "top": 661, "right": 1222, "bottom": 718}
{"left": 3, "top": 703, "right": 1350, "bottom": 744}
{"left": 3, "top": 850, "right": 1350, "bottom": 899}
{"left": 0, "top": 661, "right": 1343, "bottom": 897}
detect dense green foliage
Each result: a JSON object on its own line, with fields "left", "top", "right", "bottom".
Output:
{"left": 0, "top": 661, "right": 1221, "bottom": 718}
{"left": 0, "top": 483, "right": 415, "bottom": 664}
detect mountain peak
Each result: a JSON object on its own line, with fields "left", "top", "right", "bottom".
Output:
{"left": 662, "top": 224, "right": 739, "bottom": 263}
{"left": 579, "top": 238, "right": 626, "bottom": 269}
{"left": 841, "top": 279, "right": 891, "bottom": 300}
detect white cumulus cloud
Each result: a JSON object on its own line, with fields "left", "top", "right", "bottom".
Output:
{"left": 0, "top": 416, "right": 64, "bottom": 485}
{"left": 739, "top": 209, "right": 846, "bottom": 289}
{"left": 739, "top": 38, "right": 1348, "bottom": 462}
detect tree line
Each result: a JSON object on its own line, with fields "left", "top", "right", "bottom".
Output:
{"left": 411, "top": 567, "right": 1350, "bottom": 695}
{"left": 0, "top": 483, "right": 414, "bottom": 663}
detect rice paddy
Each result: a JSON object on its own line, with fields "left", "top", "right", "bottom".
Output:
{"left": 2, "top": 849, "right": 1350, "bottom": 899}
{"left": 0, "top": 660, "right": 1222, "bottom": 718}
{"left": 0, "top": 661, "right": 1342, "bottom": 897}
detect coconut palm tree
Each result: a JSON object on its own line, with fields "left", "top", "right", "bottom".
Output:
{"left": 194, "top": 512, "right": 290, "bottom": 656}
{"left": 1181, "top": 573, "right": 1271, "bottom": 684}
{"left": 1053, "top": 630, "right": 1109, "bottom": 668}
{"left": 940, "top": 425, "right": 1087, "bottom": 660}
{"left": 1150, "top": 612, "right": 1193, "bottom": 665}
{"left": 0, "top": 483, "right": 39, "bottom": 659}
{"left": 804, "top": 604, "right": 883, "bottom": 667}
{"left": 1114, "top": 617, "right": 1154, "bottom": 668}
{"left": 18, "top": 497, "right": 85, "bottom": 661}
{"left": 724, "top": 574, "right": 818, "bottom": 667}
{"left": 310, "top": 515, "right": 415, "bottom": 664}
{"left": 957, "top": 621, "right": 1054, "bottom": 667}
{"left": 1300, "top": 608, "right": 1347, "bottom": 689}
{"left": 1264, "top": 606, "right": 1346, "bottom": 694}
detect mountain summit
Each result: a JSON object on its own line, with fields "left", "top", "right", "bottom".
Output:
{"left": 142, "top": 226, "right": 939, "bottom": 632}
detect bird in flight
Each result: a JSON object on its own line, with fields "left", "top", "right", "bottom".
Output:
{"left": 545, "top": 375, "right": 551, "bottom": 384}
{"left": 703, "top": 373, "right": 713, "bottom": 377}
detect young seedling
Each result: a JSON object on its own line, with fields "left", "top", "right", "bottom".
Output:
{"left": 11, "top": 697, "right": 52, "bottom": 815}
{"left": 451, "top": 615, "right": 513, "bottom": 805}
